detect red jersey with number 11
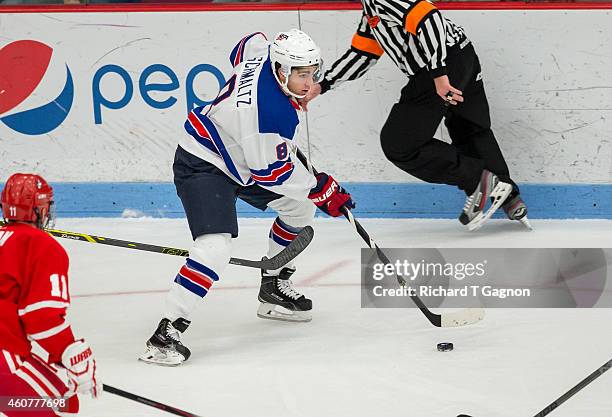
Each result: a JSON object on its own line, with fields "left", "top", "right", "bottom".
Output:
{"left": 0, "top": 223, "right": 75, "bottom": 363}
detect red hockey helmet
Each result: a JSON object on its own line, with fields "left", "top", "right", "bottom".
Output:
{"left": 1, "top": 173, "right": 54, "bottom": 228}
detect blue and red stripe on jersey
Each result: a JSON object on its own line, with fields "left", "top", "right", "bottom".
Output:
{"left": 269, "top": 217, "right": 301, "bottom": 247}
{"left": 184, "top": 108, "right": 247, "bottom": 185}
{"left": 250, "top": 158, "right": 294, "bottom": 186}
{"left": 229, "top": 32, "right": 267, "bottom": 68}
{"left": 185, "top": 110, "right": 221, "bottom": 157}
{"left": 174, "top": 258, "right": 220, "bottom": 298}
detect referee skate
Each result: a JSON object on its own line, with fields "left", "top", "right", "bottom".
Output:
{"left": 459, "top": 169, "right": 513, "bottom": 231}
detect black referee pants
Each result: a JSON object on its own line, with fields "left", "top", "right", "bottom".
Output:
{"left": 380, "top": 42, "right": 517, "bottom": 195}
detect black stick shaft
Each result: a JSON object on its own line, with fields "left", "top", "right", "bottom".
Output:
{"left": 533, "top": 359, "right": 612, "bottom": 417}
{"left": 45, "top": 227, "right": 190, "bottom": 257}
{"left": 0, "top": 222, "right": 312, "bottom": 271}
{"left": 103, "top": 384, "right": 202, "bottom": 417}
{"left": 294, "top": 148, "right": 442, "bottom": 327}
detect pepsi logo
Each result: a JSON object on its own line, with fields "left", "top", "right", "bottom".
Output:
{"left": 0, "top": 40, "right": 74, "bottom": 135}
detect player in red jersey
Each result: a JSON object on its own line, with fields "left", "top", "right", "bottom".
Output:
{"left": 0, "top": 173, "right": 99, "bottom": 416}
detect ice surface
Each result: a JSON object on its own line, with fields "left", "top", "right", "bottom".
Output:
{"left": 54, "top": 218, "right": 612, "bottom": 417}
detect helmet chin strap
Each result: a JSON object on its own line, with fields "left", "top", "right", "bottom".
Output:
{"left": 273, "top": 66, "right": 307, "bottom": 99}
{"left": 284, "top": 86, "right": 306, "bottom": 100}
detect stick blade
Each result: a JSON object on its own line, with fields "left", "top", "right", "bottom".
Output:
{"left": 440, "top": 308, "right": 486, "bottom": 328}
{"left": 261, "top": 225, "right": 315, "bottom": 270}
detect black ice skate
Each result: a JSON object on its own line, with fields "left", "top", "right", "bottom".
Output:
{"left": 459, "top": 169, "right": 513, "bottom": 231}
{"left": 139, "top": 318, "right": 191, "bottom": 366}
{"left": 502, "top": 191, "right": 532, "bottom": 230}
{"left": 257, "top": 267, "right": 312, "bottom": 322}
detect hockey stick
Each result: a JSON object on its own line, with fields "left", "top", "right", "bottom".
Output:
{"left": 532, "top": 358, "right": 612, "bottom": 417}
{"left": 0, "top": 221, "right": 314, "bottom": 270}
{"left": 295, "top": 148, "right": 484, "bottom": 328}
{"left": 103, "top": 384, "right": 202, "bottom": 417}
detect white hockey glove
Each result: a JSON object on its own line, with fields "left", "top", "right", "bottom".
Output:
{"left": 61, "top": 339, "right": 100, "bottom": 398}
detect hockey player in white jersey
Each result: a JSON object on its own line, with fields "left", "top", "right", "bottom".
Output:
{"left": 140, "top": 29, "right": 355, "bottom": 366}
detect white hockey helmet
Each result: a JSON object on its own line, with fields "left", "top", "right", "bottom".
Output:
{"left": 270, "top": 29, "right": 323, "bottom": 99}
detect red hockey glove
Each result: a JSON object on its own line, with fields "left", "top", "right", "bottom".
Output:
{"left": 308, "top": 173, "right": 355, "bottom": 217}
{"left": 61, "top": 339, "right": 100, "bottom": 398}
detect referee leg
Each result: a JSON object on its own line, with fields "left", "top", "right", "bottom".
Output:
{"left": 445, "top": 45, "right": 519, "bottom": 192}
{"left": 380, "top": 71, "right": 484, "bottom": 194}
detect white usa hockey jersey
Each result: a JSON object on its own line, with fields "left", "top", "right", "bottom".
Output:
{"left": 178, "top": 32, "right": 317, "bottom": 201}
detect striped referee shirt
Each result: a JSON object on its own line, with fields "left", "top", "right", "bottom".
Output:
{"left": 319, "top": 0, "right": 468, "bottom": 93}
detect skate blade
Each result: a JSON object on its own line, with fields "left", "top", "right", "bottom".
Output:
{"left": 467, "top": 182, "right": 513, "bottom": 231}
{"left": 257, "top": 303, "right": 312, "bottom": 323}
{"left": 519, "top": 216, "right": 533, "bottom": 231}
{"left": 138, "top": 346, "right": 185, "bottom": 367}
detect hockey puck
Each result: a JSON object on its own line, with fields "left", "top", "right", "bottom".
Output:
{"left": 437, "top": 342, "right": 454, "bottom": 352}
